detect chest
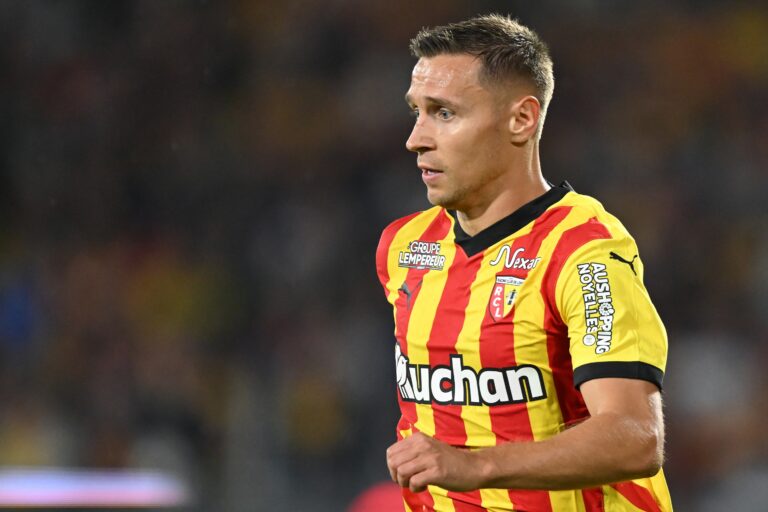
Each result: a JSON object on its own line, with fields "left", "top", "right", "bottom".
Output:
{"left": 391, "top": 241, "right": 561, "bottom": 367}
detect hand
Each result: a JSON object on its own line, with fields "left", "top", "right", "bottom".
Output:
{"left": 386, "top": 433, "right": 487, "bottom": 493}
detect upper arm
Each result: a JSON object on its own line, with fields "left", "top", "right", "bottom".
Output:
{"left": 580, "top": 378, "right": 662, "bottom": 421}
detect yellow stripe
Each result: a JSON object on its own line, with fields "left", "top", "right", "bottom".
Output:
{"left": 398, "top": 427, "right": 413, "bottom": 440}
{"left": 546, "top": 490, "right": 583, "bottom": 511}
{"left": 517, "top": 207, "right": 587, "bottom": 440}
{"left": 455, "top": 248, "right": 497, "bottom": 446}
{"left": 453, "top": 248, "right": 517, "bottom": 511}
{"left": 387, "top": 208, "right": 440, "bottom": 436}
{"left": 478, "top": 488, "right": 516, "bottom": 511}
{"left": 428, "top": 485, "right": 456, "bottom": 512}
{"left": 627, "top": 471, "right": 673, "bottom": 512}
{"left": 649, "top": 470, "right": 673, "bottom": 511}
{"left": 603, "top": 485, "right": 644, "bottom": 511}
{"left": 509, "top": 209, "right": 589, "bottom": 512}
{"left": 406, "top": 218, "right": 456, "bottom": 436}
{"left": 402, "top": 497, "right": 414, "bottom": 512}
{"left": 575, "top": 490, "right": 588, "bottom": 512}
{"left": 385, "top": 208, "right": 443, "bottom": 306}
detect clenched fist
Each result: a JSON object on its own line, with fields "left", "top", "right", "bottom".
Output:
{"left": 386, "top": 433, "right": 489, "bottom": 493}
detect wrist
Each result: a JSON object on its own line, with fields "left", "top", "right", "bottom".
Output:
{"left": 471, "top": 448, "right": 500, "bottom": 489}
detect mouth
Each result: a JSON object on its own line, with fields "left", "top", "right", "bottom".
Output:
{"left": 419, "top": 165, "right": 444, "bottom": 177}
{"left": 420, "top": 166, "right": 444, "bottom": 186}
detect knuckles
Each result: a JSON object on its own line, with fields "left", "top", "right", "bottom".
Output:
{"left": 387, "top": 433, "right": 455, "bottom": 491}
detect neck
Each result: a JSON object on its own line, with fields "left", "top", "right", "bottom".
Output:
{"left": 456, "top": 144, "right": 548, "bottom": 236}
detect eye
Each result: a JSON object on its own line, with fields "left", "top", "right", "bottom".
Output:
{"left": 436, "top": 108, "right": 454, "bottom": 120}
{"left": 409, "top": 108, "right": 419, "bottom": 119}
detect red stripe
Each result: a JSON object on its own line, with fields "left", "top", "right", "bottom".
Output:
{"left": 475, "top": 206, "right": 571, "bottom": 511}
{"left": 426, "top": 247, "right": 483, "bottom": 446}
{"left": 376, "top": 211, "right": 422, "bottom": 295}
{"left": 480, "top": 302, "right": 524, "bottom": 441}
{"left": 403, "top": 486, "right": 434, "bottom": 511}
{"left": 581, "top": 487, "right": 605, "bottom": 511}
{"left": 611, "top": 482, "right": 662, "bottom": 512}
{"left": 540, "top": 217, "right": 612, "bottom": 330}
{"left": 482, "top": 206, "right": 572, "bottom": 438}
{"left": 389, "top": 212, "right": 451, "bottom": 512}
{"left": 540, "top": 218, "right": 612, "bottom": 426}
{"left": 394, "top": 212, "right": 453, "bottom": 437}
{"left": 447, "top": 490, "right": 484, "bottom": 511}
{"left": 492, "top": 298, "right": 553, "bottom": 511}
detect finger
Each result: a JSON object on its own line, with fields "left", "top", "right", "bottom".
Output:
{"left": 386, "top": 438, "right": 417, "bottom": 484}
{"left": 397, "top": 469, "right": 411, "bottom": 489}
{"left": 386, "top": 437, "right": 409, "bottom": 460}
{"left": 395, "top": 457, "right": 428, "bottom": 489}
{"left": 389, "top": 454, "right": 421, "bottom": 486}
{"left": 387, "top": 440, "right": 420, "bottom": 470}
{"left": 409, "top": 467, "right": 436, "bottom": 493}
{"left": 396, "top": 459, "right": 425, "bottom": 489}
{"left": 387, "top": 457, "right": 398, "bottom": 483}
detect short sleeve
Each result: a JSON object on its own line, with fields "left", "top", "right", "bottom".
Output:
{"left": 555, "top": 235, "right": 667, "bottom": 390}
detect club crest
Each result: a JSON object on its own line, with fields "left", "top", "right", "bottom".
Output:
{"left": 489, "top": 275, "right": 524, "bottom": 321}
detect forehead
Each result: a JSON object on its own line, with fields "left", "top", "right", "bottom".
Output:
{"left": 407, "top": 54, "right": 484, "bottom": 99}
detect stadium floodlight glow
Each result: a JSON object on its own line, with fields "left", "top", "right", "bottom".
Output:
{"left": 0, "top": 467, "right": 191, "bottom": 507}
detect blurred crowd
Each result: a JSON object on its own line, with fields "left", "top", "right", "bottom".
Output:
{"left": 0, "top": 1, "right": 766, "bottom": 510}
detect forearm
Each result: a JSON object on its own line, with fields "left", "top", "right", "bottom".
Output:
{"left": 387, "top": 380, "right": 665, "bottom": 493}
{"left": 475, "top": 412, "right": 663, "bottom": 490}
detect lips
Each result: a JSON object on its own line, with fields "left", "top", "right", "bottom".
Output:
{"left": 419, "top": 165, "right": 444, "bottom": 184}
{"left": 418, "top": 164, "right": 444, "bottom": 176}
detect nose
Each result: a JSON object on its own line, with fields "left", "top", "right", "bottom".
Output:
{"left": 405, "top": 118, "right": 434, "bottom": 154}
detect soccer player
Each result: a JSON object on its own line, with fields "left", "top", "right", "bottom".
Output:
{"left": 376, "top": 14, "right": 672, "bottom": 512}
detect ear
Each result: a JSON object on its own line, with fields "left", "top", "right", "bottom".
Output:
{"left": 508, "top": 95, "right": 541, "bottom": 144}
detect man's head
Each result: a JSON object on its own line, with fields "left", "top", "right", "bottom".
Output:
{"left": 404, "top": 15, "right": 554, "bottom": 213}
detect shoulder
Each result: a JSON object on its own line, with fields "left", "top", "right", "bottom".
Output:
{"left": 377, "top": 206, "right": 448, "bottom": 250}
{"left": 550, "top": 191, "right": 637, "bottom": 253}
{"left": 375, "top": 206, "right": 450, "bottom": 281}
{"left": 540, "top": 191, "right": 643, "bottom": 291}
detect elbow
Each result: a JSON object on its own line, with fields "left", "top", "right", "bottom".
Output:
{"left": 635, "top": 446, "right": 663, "bottom": 479}
{"left": 644, "top": 435, "right": 665, "bottom": 477}
{"left": 625, "top": 422, "right": 665, "bottom": 479}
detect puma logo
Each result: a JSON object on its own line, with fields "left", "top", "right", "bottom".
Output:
{"left": 399, "top": 279, "right": 423, "bottom": 309}
{"left": 609, "top": 252, "right": 638, "bottom": 276}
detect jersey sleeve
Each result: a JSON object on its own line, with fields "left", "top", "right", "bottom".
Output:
{"left": 554, "top": 234, "right": 667, "bottom": 390}
{"left": 376, "top": 211, "right": 421, "bottom": 297}
{"left": 375, "top": 228, "right": 392, "bottom": 294}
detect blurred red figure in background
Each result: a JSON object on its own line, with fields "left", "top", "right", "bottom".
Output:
{"left": 348, "top": 481, "right": 404, "bottom": 512}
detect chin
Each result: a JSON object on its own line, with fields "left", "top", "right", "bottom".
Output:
{"left": 425, "top": 187, "right": 447, "bottom": 206}
{"left": 427, "top": 193, "right": 448, "bottom": 208}
{"left": 428, "top": 192, "right": 460, "bottom": 211}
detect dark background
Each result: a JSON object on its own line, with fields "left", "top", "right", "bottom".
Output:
{"left": 0, "top": 1, "right": 766, "bottom": 510}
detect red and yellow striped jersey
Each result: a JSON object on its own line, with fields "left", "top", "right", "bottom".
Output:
{"left": 376, "top": 183, "right": 671, "bottom": 512}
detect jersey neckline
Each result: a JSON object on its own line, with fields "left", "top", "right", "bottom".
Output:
{"left": 448, "top": 181, "right": 574, "bottom": 257}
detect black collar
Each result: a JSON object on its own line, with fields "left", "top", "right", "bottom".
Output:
{"left": 449, "top": 181, "right": 574, "bottom": 257}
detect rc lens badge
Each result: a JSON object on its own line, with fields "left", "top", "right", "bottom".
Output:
{"left": 489, "top": 275, "right": 524, "bottom": 321}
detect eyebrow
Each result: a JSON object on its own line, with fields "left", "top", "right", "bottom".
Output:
{"left": 404, "top": 94, "right": 460, "bottom": 111}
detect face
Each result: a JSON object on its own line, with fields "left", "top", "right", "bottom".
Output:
{"left": 405, "top": 54, "right": 512, "bottom": 212}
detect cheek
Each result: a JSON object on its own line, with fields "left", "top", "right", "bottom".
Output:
{"left": 452, "top": 134, "right": 495, "bottom": 171}
{"left": 443, "top": 125, "right": 483, "bottom": 164}
{"left": 473, "top": 127, "right": 508, "bottom": 167}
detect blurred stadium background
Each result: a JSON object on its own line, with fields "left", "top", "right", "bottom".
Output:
{"left": 0, "top": 1, "right": 767, "bottom": 510}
